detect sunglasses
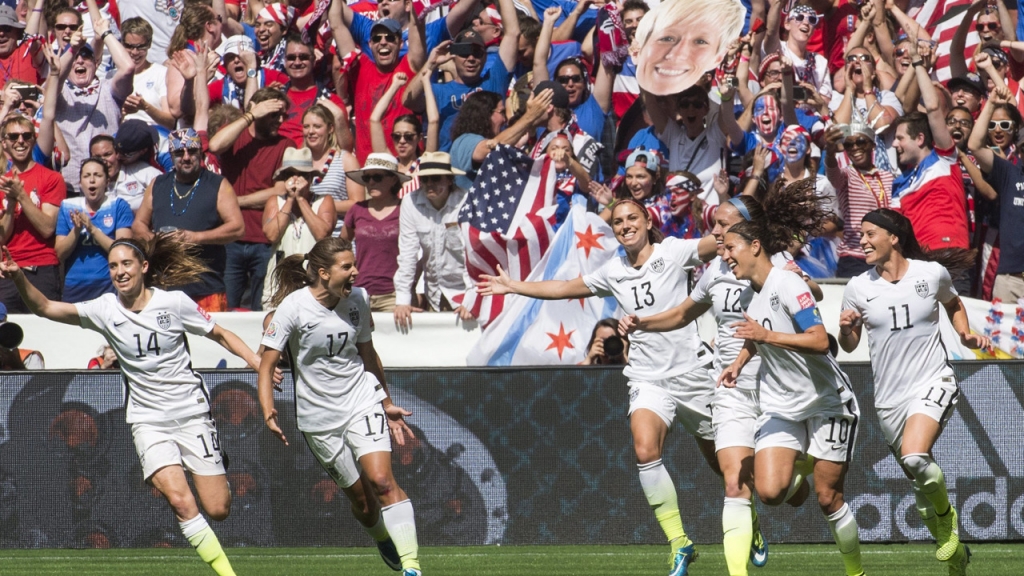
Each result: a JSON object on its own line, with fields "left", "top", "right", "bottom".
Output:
{"left": 371, "top": 32, "right": 398, "bottom": 44}
{"left": 846, "top": 54, "right": 872, "bottom": 63}
{"left": 976, "top": 22, "right": 1001, "bottom": 32}
{"left": 123, "top": 42, "right": 151, "bottom": 51}
{"left": 844, "top": 137, "right": 873, "bottom": 149}
{"left": 894, "top": 48, "right": 909, "bottom": 57}
{"left": 4, "top": 132, "right": 32, "bottom": 142}
{"left": 989, "top": 120, "right": 1015, "bottom": 130}
{"left": 678, "top": 98, "right": 705, "bottom": 109}
{"left": 171, "top": 148, "right": 201, "bottom": 157}
{"left": 286, "top": 53, "right": 313, "bottom": 62}
{"left": 556, "top": 74, "right": 584, "bottom": 85}
{"left": 362, "top": 173, "right": 391, "bottom": 183}
{"left": 946, "top": 118, "right": 973, "bottom": 128}
{"left": 55, "top": 23, "right": 80, "bottom": 32}
{"left": 420, "top": 175, "right": 448, "bottom": 184}
{"left": 391, "top": 132, "right": 418, "bottom": 143}
{"left": 788, "top": 12, "right": 820, "bottom": 26}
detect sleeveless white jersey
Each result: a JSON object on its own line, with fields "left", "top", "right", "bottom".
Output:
{"left": 76, "top": 289, "right": 216, "bottom": 424}
{"left": 747, "top": 267, "right": 854, "bottom": 421}
{"left": 583, "top": 237, "right": 712, "bottom": 381}
{"left": 690, "top": 254, "right": 790, "bottom": 389}
{"left": 841, "top": 259, "right": 958, "bottom": 410}
{"left": 261, "top": 287, "right": 387, "bottom": 433}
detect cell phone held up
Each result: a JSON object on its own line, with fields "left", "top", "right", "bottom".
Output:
{"left": 14, "top": 86, "right": 40, "bottom": 103}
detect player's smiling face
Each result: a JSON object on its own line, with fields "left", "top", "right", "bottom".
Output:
{"left": 108, "top": 245, "right": 149, "bottom": 298}
{"left": 722, "top": 231, "right": 757, "bottom": 280}
{"left": 711, "top": 202, "right": 745, "bottom": 256}
{"left": 859, "top": 221, "right": 895, "bottom": 266}
{"left": 319, "top": 250, "right": 359, "bottom": 298}
{"left": 610, "top": 202, "right": 652, "bottom": 251}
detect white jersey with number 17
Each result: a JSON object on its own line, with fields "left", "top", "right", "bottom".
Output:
{"left": 261, "top": 287, "right": 387, "bottom": 433}
{"left": 76, "top": 288, "right": 216, "bottom": 424}
{"left": 583, "top": 237, "right": 711, "bottom": 381}
{"left": 841, "top": 259, "right": 958, "bottom": 410}
{"left": 747, "top": 268, "right": 854, "bottom": 421}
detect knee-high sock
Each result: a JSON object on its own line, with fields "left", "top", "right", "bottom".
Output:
{"left": 826, "top": 503, "right": 863, "bottom": 576}
{"left": 913, "top": 484, "right": 939, "bottom": 539}
{"left": 722, "top": 497, "right": 752, "bottom": 576}
{"left": 180, "top": 515, "right": 236, "bottom": 576}
{"left": 381, "top": 499, "right": 420, "bottom": 571}
{"left": 638, "top": 459, "right": 687, "bottom": 545}
{"left": 363, "top": 513, "right": 390, "bottom": 542}
{"left": 902, "top": 454, "right": 951, "bottom": 515}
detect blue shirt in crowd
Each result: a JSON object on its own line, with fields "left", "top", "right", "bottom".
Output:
{"left": 57, "top": 197, "right": 134, "bottom": 303}
{"left": 434, "top": 60, "right": 513, "bottom": 152}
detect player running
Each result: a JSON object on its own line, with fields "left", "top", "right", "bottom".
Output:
{"left": 718, "top": 214, "right": 865, "bottom": 576}
{"left": 478, "top": 198, "right": 718, "bottom": 576}
{"left": 839, "top": 209, "right": 987, "bottom": 576}
{"left": 0, "top": 236, "right": 274, "bottom": 576}
{"left": 620, "top": 182, "right": 830, "bottom": 576}
{"left": 257, "top": 237, "right": 423, "bottom": 576}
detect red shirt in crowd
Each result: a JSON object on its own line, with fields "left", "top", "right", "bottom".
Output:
{"left": 823, "top": 0, "right": 859, "bottom": 75}
{"left": 0, "top": 163, "right": 66, "bottom": 266}
{"left": 351, "top": 53, "right": 414, "bottom": 162}
{"left": 279, "top": 86, "right": 345, "bottom": 147}
{"left": 0, "top": 42, "right": 43, "bottom": 91}
{"left": 218, "top": 128, "right": 291, "bottom": 244}
{"left": 892, "top": 145, "right": 970, "bottom": 251}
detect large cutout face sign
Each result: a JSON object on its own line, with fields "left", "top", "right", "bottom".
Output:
{"left": 633, "top": 0, "right": 746, "bottom": 96}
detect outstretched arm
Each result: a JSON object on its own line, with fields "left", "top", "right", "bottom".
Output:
{"left": 0, "top": 248, "right": 80, "bottom": 325}
{"left": 477, "top": 265, "right": 594, "bottom": 299}
{"left": 909, "top": 36, "right": 953, "bottom": 150}
{"left": 620, "top": 297, "right": 711, "bottom": 333}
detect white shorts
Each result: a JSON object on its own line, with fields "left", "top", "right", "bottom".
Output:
{"left": 628, "top": 368, "right": 715, "bottom": 441}
{"left": 712, "top": 385, "right": 760, "bottom": 451}
{"left": 303, "top": 404, "right": 391, "bottom": 489}
{"left": 131, "top": 413, "right": 226, "bottom": 481}
{"left": 754, "top": 399, "right": 860, "bottom": 463}
{"left": 877, "top": 377, "right": 959, "bottom": 455}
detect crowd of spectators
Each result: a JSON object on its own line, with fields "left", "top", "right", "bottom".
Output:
{"left": 0, "top": 0, "right": 1019, "bottom": 325}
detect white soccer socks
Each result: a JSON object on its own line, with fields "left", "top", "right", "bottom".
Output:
{"left": 825, "top": 503, "right": 863, "bottom": 576}
{"left": 381, "top": 499, "right": 421, "bottom": 571}
{"left": 364, "top": 513, "right": 390, "bottom": 542}
{"left": 722, "top": 497, "right": 753, "bottom": 575}
{"left": 179, "top": 514, "right": 236, "bottom": 576}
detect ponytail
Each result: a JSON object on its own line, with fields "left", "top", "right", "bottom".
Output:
{"left": 110, "top": 234, "right": 210, "bottom": 289}
{"left": 863, "top": 209, "right": 976, "bottom": 276}
{"left": 269, "top": 237, "right": 354, "bottom": 307}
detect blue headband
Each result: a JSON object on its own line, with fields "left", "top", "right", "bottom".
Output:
{"left": 110, "top": 240, "right": 148, "bottom": 262}
{"left": 728, "top": 197, "right": 753, "bottom": 221}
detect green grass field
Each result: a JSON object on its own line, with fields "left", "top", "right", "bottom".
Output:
{"left": 1, "top": 544, "right": 1021, "bottom": 575}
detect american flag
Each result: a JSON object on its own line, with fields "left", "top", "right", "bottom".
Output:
{"left": 915, "top": 0, "right": 976, "bottom": 82}
{"left": 458, "top": 145, "right": 557, "bottom": 326}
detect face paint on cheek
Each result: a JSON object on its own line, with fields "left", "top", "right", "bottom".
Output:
{"left": 754, "top": 96, "right": 780, "bottom": 135}
{"left": 784, "top": 134, "right": 809, "bottom": 163}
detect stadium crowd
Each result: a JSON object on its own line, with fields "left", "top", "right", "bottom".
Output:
{"left": 0, "top": 0, "right": 1020, "bottom": 324}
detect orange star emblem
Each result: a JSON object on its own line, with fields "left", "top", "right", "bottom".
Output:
{"left": 545, "top": 323, "right": 576, "bottom": 360}
{"left": 568, "top": 273, "right": 586, "bottom": 309}
{"left": 575, "top": 225, "right": 605, "bottom": 258}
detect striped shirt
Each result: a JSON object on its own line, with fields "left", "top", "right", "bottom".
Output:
{"left": 826, "top": 162, "right": 892, "bottom": 260}
{"left": 310, "top": 149, "right": 349, "bottom": 237}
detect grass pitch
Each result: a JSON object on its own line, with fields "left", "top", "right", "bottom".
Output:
{"left": 1, "top": 543, "right": 1021, "bottom": 575}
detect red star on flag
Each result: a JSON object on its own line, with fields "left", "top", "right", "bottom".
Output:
{"left": 568, "top": 273, "right": 586, "bottom": 309}
{"left": 545, "top": 323, "right": 576, "bottom": 359}
{"left": 575, "top": 225, "right": 605, "bottom": 259}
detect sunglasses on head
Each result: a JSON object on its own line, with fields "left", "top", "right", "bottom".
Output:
{"left": 946, "top": 117, "right": 973, "bottom": 128}
{"left": 557, "top": 74, "right": 584, "bottom": 85}
{"left": 976, "top": 22, "right": 1001, "bottom": 32}
{"left": 391, "top": 132, "right": 418, "bottom": 143}
{"left": 286, "top": 53, "right": 313, "bottom": 62}
{"left": 844, "top": 137, "right": 873, "bottom": 149}
{"left": 54, "top": 23, "right": 80, "bottom": 32}
{"left": 846, "top": 54, "right": 872, "bottom": 63}
{"left": 788, "top": 12, "right": 820, "bottom": 26}
{"left": 989, "top": 120, "right": 1015, "bottom": 130}
{"left": 371, "top": 32, "right": 398, "bottom": 44}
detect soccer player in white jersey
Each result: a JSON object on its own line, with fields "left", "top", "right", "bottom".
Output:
{"left": 257, "top": 237, "right": 423, "bottom": 576}
{"left": 839, "top": 209, "right": 988, "bottom": 576}
{"left": 0, "top": 236, "right": 276, "bottom": 576}
{"left": 620, "top": 185, "right": 832, "bottom": 576}
{"left": 718, "top": 216, "right": 865, "bottom": 576}
{"left": 478, "top": 199, "right": 718, "bottom": 576}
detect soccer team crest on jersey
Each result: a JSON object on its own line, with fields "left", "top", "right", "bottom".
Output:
{"left": 770, "top": 294, "right": 780, "bottom": 311}
{"left": 349, "top": 307, "right": 360, "bottom": 326}
{"left": 915, "top": 280, "right": 929, "bottom": 298}
{"left": 157, "top": 311, "right": 171, "bottom": 330}
{"left": 650, "top": 258, "right": 665, "bottom": 273}
{"left": 103, "top": 214, "right": 113, "bottom": 228}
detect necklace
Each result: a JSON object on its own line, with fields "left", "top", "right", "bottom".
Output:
{"left": 312, "top": 148, "right": 335, "bottom": 187}
{"left": 170, "top": 173, "right": 201, "bottom": 216}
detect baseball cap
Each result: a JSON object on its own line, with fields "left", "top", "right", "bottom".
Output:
{"left": 115, "top": 120, "right": 158, "bottom": 155}
{"left": 370, "top": 18, "right": 402, "bottom": 36}
{"left": 947, "top": 72, "right": 986, "bottom": 97}
{"left": 222, "top": 35, "right": 254, "bottom": 57}
{"left": 533, "top": 80, "right": 570, "bottom": 110}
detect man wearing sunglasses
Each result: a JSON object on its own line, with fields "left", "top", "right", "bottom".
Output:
{"left": 0, "top": 115, "right": 66, "bottom": 311}
{"left": 0, "top": 4, "right": 44, "bottom": 91}
{"left": 275, "top": 37, "right": 347, "bottom": 147}
{"left": 328, "top": 0, "right": 425, "bottom": 162}
{"left": 132, "top": 128, "right": 245, "bottom": 313}
{"left": 336, "top": 0, "right": 478, "bottom": 62}
{"left": 403, "top": 0, "right": 519, "bottom": 152}
{"left": 764, "top": 3, "right": 832, "bottom": 100}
